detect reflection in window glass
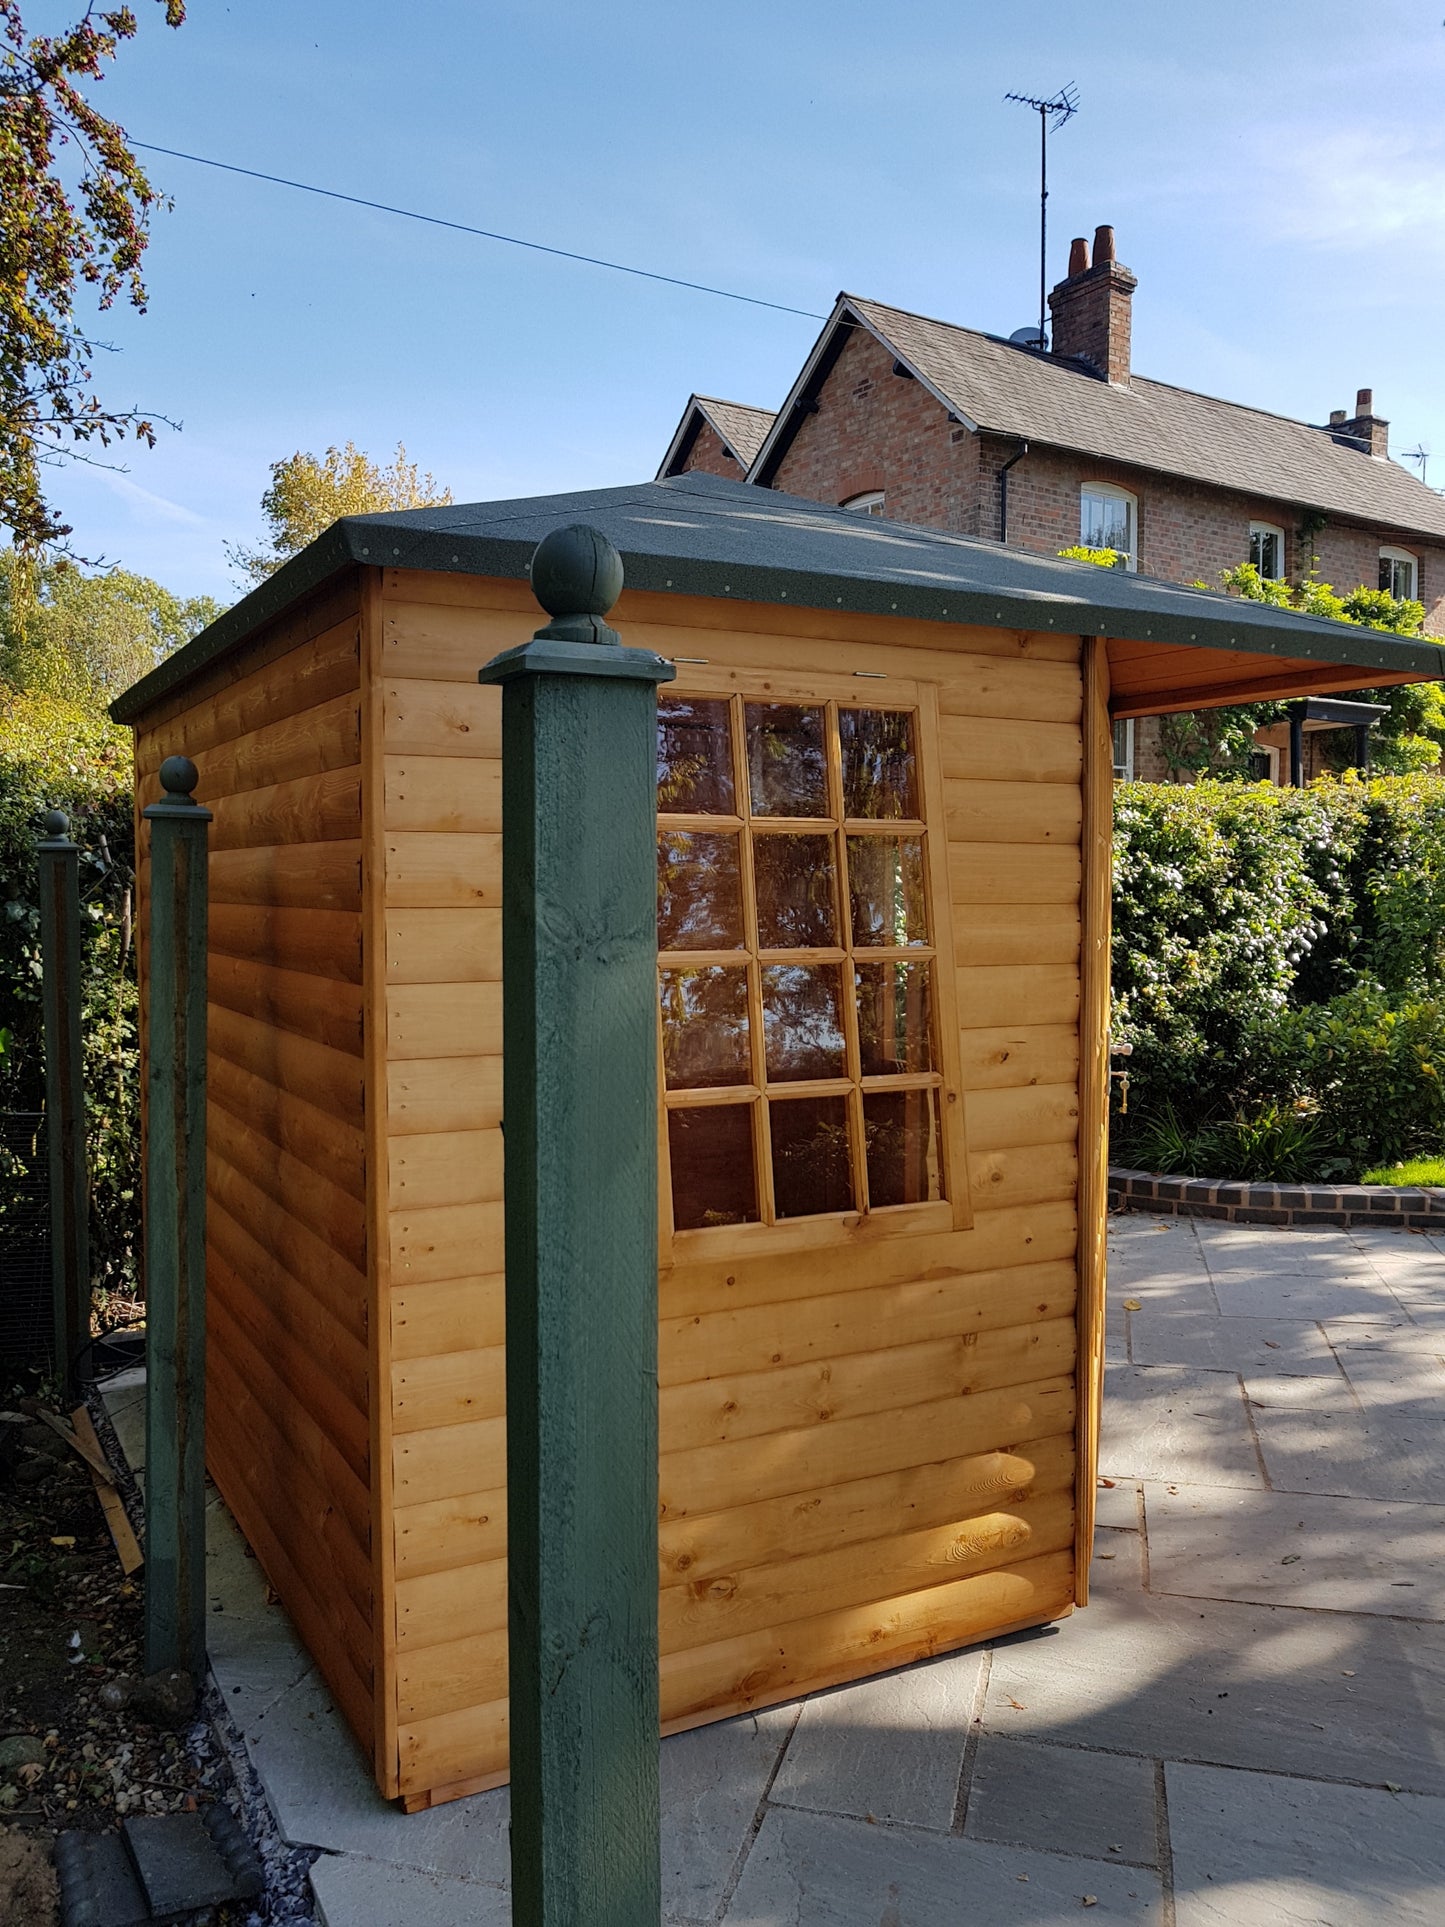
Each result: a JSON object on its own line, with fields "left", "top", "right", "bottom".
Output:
{"left": 839, "top": 709, "right": 919, "bottom": 819}
{"left": 771, "top": 1096, "right": 854, "bottom": 1218}
{"left": 864, "top": 1089, "right": 943, "bottom": 1208}
{"left": 657, "top": 831, "right": 744, "bottom": 950}
{"left": 753, "top": 834, "right": 838, "bottom": 949}
{"left": 668, "top": 1107, "right": 759, "bottom": 1229}
{"left": 856, "top": 960, "right": 935, "bottom": 1075}
{"left": 657, "top": 697, "right": 736, "bottom": 814}
{"left": 746, "top": 704, "right": 828, "bottom": 817}
{"left": 762, "top": 964, "right": 846, "bottom": 1080}
{"left": 659, "top": 967, "right": 751, "bottom": 1090}
{"left": 847, "top": 836, "right": 928, "bottom": 947}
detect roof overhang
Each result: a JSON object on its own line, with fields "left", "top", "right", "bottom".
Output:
{"left": 111, "top": 474, "right": 1445, "bottom": 725}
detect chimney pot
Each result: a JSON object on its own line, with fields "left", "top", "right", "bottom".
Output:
{"left": 1093, "top": 224, "right": 1117, "bottom": 266}
{"left": 1356, "top": 387, "right": 1373, "bottom": 415}
{"left": 1068, "top": 236, "right": 1090, "bottom": 277}
{"left": 1329, "top": 409, "right": 1347, "bottom": 425}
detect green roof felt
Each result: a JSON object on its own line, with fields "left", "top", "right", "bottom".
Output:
{"left": 112, "top": 473, "right": 1444, "bottom": 723}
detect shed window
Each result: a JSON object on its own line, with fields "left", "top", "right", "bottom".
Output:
{"left": 1379, "top": 546, "right": 1417, "bottom": 602}
{"left": 1249, "top": 522, "right": 1285, "bottom": 581}
{"left": 657, "top": 693, "right": 949, "bottom": 1233}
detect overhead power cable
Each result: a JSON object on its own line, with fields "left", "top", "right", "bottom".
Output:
{"left": 131, "top": 140, "right": 827, "bottom": 322}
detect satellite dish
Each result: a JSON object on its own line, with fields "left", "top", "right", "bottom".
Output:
{"left": 1009, "top": 325, "right": 1047, "bottom": 347}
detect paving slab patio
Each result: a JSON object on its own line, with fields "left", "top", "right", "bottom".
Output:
{"left": 101, "top": 1213, "right": 1445, "bottom": 1924}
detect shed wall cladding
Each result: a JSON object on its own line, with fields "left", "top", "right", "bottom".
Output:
{"left": 374, "top": 569, "right": 1083, "bottom": 1802}
{"left": 133, "top": 575, "right": 374, "bottom": 1750}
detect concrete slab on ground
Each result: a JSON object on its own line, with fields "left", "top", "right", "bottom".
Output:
{"left": 1126, "top": 1306, "right": 1340, "bottom": 1375}
{"left": 1099, "top": 1365, "right": 1263, "bottom": 1488}
{"left": 965, "top": 1734, "right": 1158, "bottom": 1866}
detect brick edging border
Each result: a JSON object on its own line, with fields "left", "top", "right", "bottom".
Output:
{"left": 1108, "top": 1166, "right": 1445, "bottom": 1231}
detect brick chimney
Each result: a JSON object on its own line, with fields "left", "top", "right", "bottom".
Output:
{"left": 1048, "top": 224, "right": 1138, "bottom": 385}
{"left": 1327, "top": 387, "right": 1389, "bottom": 458}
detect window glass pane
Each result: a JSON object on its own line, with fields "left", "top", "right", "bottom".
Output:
{"left": 856, "top": 960, "right": 935, "bottom": 1075}
{"left": 770, "top": 1095, "right": 854, "bottom": 1218}
{"left": 839, "top": 709, "right": 919, "bottom": 819}
{"left": 668, "top": 1106, "right": 759, "bottom": 1229}
{"left": 753, "top": 833, "right": 838, "bottom": 948}
{"left": 660, "top": 967, "right": 751, "bottom": 1090}
{"left": 864, "top": 1089, "right": 944, "bottom": 1208}
{"left": 657, "top": 831, "right": 744, "bottom": 950}
{"left": 657, "top": 697, "right": 735, "bottom": 814}
{"left": 745, "top": 703, "right": 828, "bottom": 816}
{"left": 847, "top": 835, "right": 928, "bottom": 946}
{"left": 762, "top": 963, "right": 846, "bottom": 1080}
{"left": 1080, "top": 488, "right": 1132, "bottom": 558}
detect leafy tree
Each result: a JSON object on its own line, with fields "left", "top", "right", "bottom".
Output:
{"left": 1, "top": 2, "right": 187, "bottom": 558}
{"left": 0, "top": 546, "right": 221, "bottom": 706}
{"left": 228, "top": 441, "right": 453, "bottom": 586}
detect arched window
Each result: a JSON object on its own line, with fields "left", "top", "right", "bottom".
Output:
{"left": 1079, "top": 483, "right": 1137, "bottom": 570}
{"left": 841, "top": 491, "right": 886, "bottom": 517}
{"left": 1379, "top": 546, "right": 1417, "bottom": 601}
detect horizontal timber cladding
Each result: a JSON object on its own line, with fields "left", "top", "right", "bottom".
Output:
{"left": 130, "top": 572, "right": 376, "bottom": 1765}
{"left": 376, "top": 572, "right": 1088, "bottom": 1802}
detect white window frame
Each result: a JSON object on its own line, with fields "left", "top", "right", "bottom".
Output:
{"left": 1249, "top": 522, "right": 1286, "bottom": 581}
{"left": 1379, "top": 546, "right": 1418, "bottom": 601}
{"left": 1112, "top": 717, "right": 1135, "bottom": 780}
{"left": 1079, "top": 483, "right": 1137, "bottom": 571}
{"left": 841, "top": 490, "right": 886, "bottom": 517}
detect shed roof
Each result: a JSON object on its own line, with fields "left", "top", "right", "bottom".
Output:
{"left": 656, "top": 394, "right": 778, "bottom": 477}
{"left": 749, "top": 295, "right": 1445, "bottom": 544}
{"left": 112, "top": 472, "right": 1444, "bottom": 725}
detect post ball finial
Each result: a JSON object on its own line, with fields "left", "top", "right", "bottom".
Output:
{"left": 42, "top": 808, "right": 70, "bottom": 838}
{"left": 529, "top": 525, "right": 624, "bottom": 625}
{"left": 159, "top": 755, "right": 200, "bottom": 800}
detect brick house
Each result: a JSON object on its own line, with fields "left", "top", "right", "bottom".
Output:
{"left": 659, "top": 227, "right": 1445, "bottom": 779}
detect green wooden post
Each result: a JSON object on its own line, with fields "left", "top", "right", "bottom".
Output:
{"left": 142, "top": 756, "right": 211, "bottom": 1681}
{"left": 37, "top": 809, "right": 89, "bottom": 1390}
{"left": 479, "top": 527, "right": 674, "bottom": 1925}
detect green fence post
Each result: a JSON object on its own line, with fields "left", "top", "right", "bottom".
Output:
{"left": 479, "top": 527, "right": 674, "bottom": 1925}
{"left": 37, "top": 809, "right": 89, "bottom": 1391}
{"left": 142, "top": 756, "right": 211, "bottom": 1681}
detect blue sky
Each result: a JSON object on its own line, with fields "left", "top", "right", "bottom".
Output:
{"left": 31, "top": 0, "right": 1445, "bottom": 597}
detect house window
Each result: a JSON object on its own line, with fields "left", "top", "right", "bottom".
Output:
{"left": 1079, "top": 484, "right": 1137, "bottom": 570}
{"left": 1250, "top": 522, "right": 1286, "bottom": 581}
{"left": 1379, "top": 546, "right": 1417, "bottom": 601}
{"left": 1112, "top": 718, "right": 1135, "bottom": 780}
{"left": 841, "top": 491, "right": 886, "bottom": 517}
{"left": 656, "top": 691, "right": 955, "bottom": 1237}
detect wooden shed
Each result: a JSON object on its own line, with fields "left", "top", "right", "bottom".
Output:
{"left": 114, "top": 472, "right": 1442, "bottom": 1809}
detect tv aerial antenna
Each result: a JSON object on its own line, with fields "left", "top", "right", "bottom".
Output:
{"left": 1004, "top": 83, "right": 1081, "bottom": 350}
{"left": 1404, "top": 444, "right": 1431, "bottom": 488}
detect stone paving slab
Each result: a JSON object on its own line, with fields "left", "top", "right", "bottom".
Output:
{"left": 966, "top": 1735, "right": 1158, "bottom": 1866}
{"left": 1247, "top": 1404, "right": 1445, "bottom": 1503}
{"left": 1190, "top": 1224, "right": 1360, "bottom": 1265}
{"left": 722, "top": 1805, "right": 1163, "bottom": 1923}
{"left": 1099, "top": 1365, "right": 1263, "bottom": 1488}
{"left": 658, "top": 1706, "right": 797, "bottom": 1919}
{"left": 1126, "top": 1306, "right": 1339, "bottom": 1375}
{"left": 1143, "top": 1481, "right": 1445, "bottom": 1619}
{"left": 309, "top": 1853, "right": 507, "bottom": 1927}
{"left": 1331, "top": 1335, "right": 1445, "bottom": 1417}
{"left": 984, "top": 1555, "right": 1445, "bottom": 1795}
{"left": 1210, "top": 1270, "right": 1403, "bottom": 1321}
{"left": 1166, "top": 1760, "right": 1445, "bottom": 1927}
{"left": 1092, "top": 1478, "right": 1141, "bottom": 1531}
{"left": 769, "top": 1649, "right": 981, "bottom": 1830}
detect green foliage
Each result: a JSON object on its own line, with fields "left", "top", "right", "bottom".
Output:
{"left": 1241, "top": 987, "right": 1445, "bottom": 1174}
{"left": 1, "top": 2, "right": 187, "bottom": 558}
{"left": 0, "top": 686, "right": 138, "bottom": 1291}
{"left": 1057, "top": 545, "right": 1127, "bottom": 569}
{"left": 1112, "top": 773, "right": 1445, "bottom": 1179}
{"left": 228, "top": 441, "right": 452, "bottom": 586}
{"left": 0, "top": 548, "right": 221, "bottom": 706}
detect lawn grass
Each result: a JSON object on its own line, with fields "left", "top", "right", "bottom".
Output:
{"left": 1359, "top": 1156, "right": 1445, "bottom": 1187}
